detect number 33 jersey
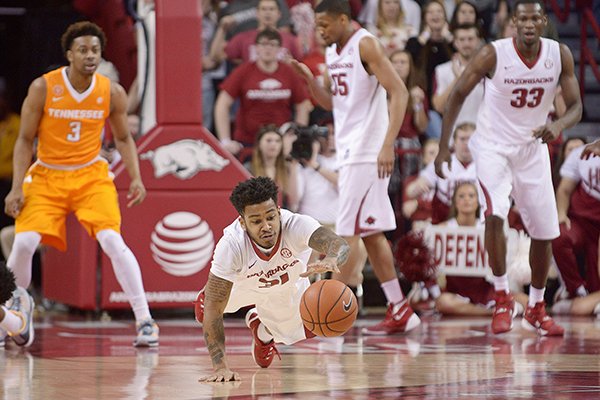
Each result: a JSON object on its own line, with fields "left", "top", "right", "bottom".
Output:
{"left": 476, "top": 37, "right": 561, "bottom": 145}
{"left": 38, "top": 67, "right": 111, "bottom": 166}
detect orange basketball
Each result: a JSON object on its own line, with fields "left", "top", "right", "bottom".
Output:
{"left": 300, "top": 279, "right": 358, "bottom": 337}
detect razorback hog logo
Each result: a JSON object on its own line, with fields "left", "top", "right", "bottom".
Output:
{"left": 140, "top": 139, "right": 230, "bottom": 180}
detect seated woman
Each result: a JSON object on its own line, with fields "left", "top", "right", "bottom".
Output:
{"left": 435, "top": 182, "right": 527, "bottom": 316}
{"left": 245, "top": 124, "right": 295, "bottom": 207}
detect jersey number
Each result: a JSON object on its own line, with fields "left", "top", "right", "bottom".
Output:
{"left": 67, "top": 121, "right": 81, "bottom": 142}
{"left": 258, "top": 272, "right": 290, "bottom": 288}
{"left": 510, "top": 87, "right": 545, "bottom": 108}
{"left": 331, "top": 73, "right": 348, "bottom": 96}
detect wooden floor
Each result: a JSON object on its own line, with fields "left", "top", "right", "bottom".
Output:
{"left": 2, "top": 309, "right": 600, "bottom": 399}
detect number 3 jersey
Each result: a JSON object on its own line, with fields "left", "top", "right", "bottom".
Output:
{"left": 476, "top": 37, "right": 561, "bottom": 145}
{"left": 38, "top": 67, "right": 111, "bottom": 166}
{"left": 325, "top": 28, "right": 388, "bottom": 166}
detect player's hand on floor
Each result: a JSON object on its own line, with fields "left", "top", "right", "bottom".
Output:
{"left": 199, "top": 368, "right": 241, "bottom": 383}
{"left": 301, "top": 257, "right": 340, "bottom": 277}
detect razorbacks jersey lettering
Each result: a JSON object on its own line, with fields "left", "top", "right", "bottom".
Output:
{"left": 325, "top": 28, "right": 389, "bottom": 166}
{"left": 38, "top": 67, "right": 111, "bottom": 166}
{"left": 210, "top": 209, "right": 321, "bottom": 292}
{"left": 475, "top": 37, "right": 561, "bottom": 145}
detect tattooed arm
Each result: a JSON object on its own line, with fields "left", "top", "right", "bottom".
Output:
{"left": 199, "top": 272, "right": 240, "bottom": 382}
{"left": 301, "top": 227, "right": 350, "bottom": 277}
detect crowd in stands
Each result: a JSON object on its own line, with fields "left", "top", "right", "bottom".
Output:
{"left": 2, "top": 0, "right": 599, "bottom": 319}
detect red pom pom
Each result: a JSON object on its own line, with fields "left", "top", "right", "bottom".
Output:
{"left": 394, "top": 231, "right": 437, "bottom": 282}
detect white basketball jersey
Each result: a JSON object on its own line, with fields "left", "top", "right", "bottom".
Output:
{"left": 326, "top": 28, "right": 389, "bottom": 165}
{"left": 475, "top": 37, "right": 561, "bottom": 145}
{"left": 210, "top": 209, "right": 320, "bottom": 292}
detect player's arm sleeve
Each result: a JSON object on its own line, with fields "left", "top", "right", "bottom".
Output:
{"left": 209, "top": 236, "right": 242, "bottom": 283}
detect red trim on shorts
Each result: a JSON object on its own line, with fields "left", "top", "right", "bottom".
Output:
{"left": 512, "top": 37, "right": 542, "bottom": 69}
{"left": 354, "top": 184, "right": 372, "bottom": 235}
{"left": 249, "top": 228, "right": 282, "bottom": 261}
{"left": 479, "top": 179, "right": 493, "bottom": 218}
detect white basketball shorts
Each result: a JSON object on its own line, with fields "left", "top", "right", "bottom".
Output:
{"left": 469, "top": 134, "right": 559, "bottom": 240}
{"left": 224, "top": 279, "right": 310, "bottom": 345}
{"left": 336, "top": 162, "right": 396, "bottom": 237}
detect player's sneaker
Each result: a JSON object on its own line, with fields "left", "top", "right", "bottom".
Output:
{"left": 7, "top": 287, "right": 35, "bottom": 347}
{"left": 245, "top": 309, "right": 280, "bottom": 368}
{"left": 361, "top": 300, "right": 421, "bottom": 335}
{"left": 133, "top": 319, "right": 159, "bottom": 347}
{"left": 193, "top": 288, "right": 205, "bottom": 324}
{"left": 491, "top": 291, "right": 515, "bottom": 334}
{"left": 521, "top": 301, "right": 564, "bottom": 336}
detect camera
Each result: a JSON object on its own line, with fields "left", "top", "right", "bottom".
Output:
{"left": 289, "top": 125, "right": 329, "bottom": 161}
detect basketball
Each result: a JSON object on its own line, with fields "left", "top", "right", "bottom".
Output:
{"left": 300, "top": 279, "right": 358, "bottom": 337}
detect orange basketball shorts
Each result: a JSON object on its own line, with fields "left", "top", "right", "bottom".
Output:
{"left": 16, "top": 160, "right": 121, "bottom": 251}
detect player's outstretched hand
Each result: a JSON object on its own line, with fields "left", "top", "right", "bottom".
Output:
{"left": 532, "top": 123, "right": 560, "bottom": 144}
{"left": 290, "top": 60, "right": 314, "bottom": 82}
{"left": 199, "top": 368, "right": 241, "bottom": 383}
{"left": 434, "top": 146, "right": 451, "bottom": 179}
{"left": 4, "top": 188, "right": 24, "bottom": 218}
{"left": 301, "top": 257, "right": 340, "bottom": 278}
{"left": 127, "top": 178, "right": 146, "bottom": 208}
{"left": 581, "top": 139, "right": 600, "bottom": 160}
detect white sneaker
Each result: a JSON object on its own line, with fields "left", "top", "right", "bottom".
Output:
{"left": 7, "top": 287, "right": 35, "bottom": 347}
{"left": 133, "top": 319, "right": 159, "bottom": 347}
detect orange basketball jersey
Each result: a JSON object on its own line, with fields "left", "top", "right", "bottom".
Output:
{"left": 38, "top": 67, "right": 111, "bottom": 166}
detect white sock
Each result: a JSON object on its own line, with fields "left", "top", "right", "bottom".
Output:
{"left": 97, "top": 230, "right": 151, "bottom": 322}
{"left": 7, "top": 231, "right": 41, "bottom": 288}
{"left": 381, "top": 279, "right": 405, "bottom": 305}
{"left": 257, "top": 323, "right": 273, "bottom": 344}
{"left": 529, "top": 286, "right": 545, "bottom": 307}
{"left": 0, "top": 306, "right": 23, "bottom": 334}
{"left": 492, "top": 273, "right": 510, "bottom": 294}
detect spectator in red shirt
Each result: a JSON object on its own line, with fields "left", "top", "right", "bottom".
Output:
{"left": 214, "top": 28, "right": 312, "bottom": 156}
{"left": 210, "top": 0, "right": 302, "bottom": 66}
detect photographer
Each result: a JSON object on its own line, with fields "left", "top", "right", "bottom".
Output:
{"left": 287, "top": 123, "right": 337, "bottom": 222}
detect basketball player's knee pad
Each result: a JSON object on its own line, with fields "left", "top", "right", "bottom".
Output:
{"left": 97, "top": 229, "right": 128, "bottom": 259}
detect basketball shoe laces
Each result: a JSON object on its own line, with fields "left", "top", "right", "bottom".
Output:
{"left": 258, "top": 339, "right": 281, "bottom": 364}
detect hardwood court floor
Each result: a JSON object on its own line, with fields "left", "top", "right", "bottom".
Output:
{"left": 2, "top": 310, "right": 600, "bottom": 399}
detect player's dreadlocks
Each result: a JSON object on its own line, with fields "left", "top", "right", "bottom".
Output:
{"left": 230, "top": 177, "right": 279, "bottom": 215}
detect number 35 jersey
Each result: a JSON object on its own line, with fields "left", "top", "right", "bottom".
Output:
{"left": 38, "top": 67, "right": 111, "bottom": 166}
{"left": 325, "top": 28, "right": 388, "bottom": 166}
{"left": 476, "top": 37, "right": 561, "bottom": 145}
